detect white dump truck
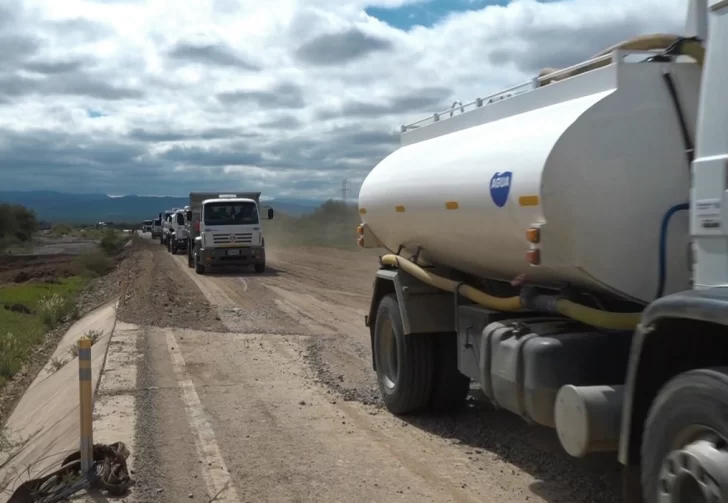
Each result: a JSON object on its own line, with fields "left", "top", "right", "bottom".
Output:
{"left": 159, "top": 209, "right": 175, "bottom": 246}
{"left": 151, "top": 218, "right": 162, "bottom": 239}
{"left": 357, "top": 1, "right": 726, "bottom": 501}
{"left": 185, "top": 192, "right": 274, "bottom": 274}
{"left": 167, "top": 207, "right": 189, "bottom": 255}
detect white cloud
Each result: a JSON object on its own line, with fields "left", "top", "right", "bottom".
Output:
{"left": 0, "top": 0, "right": 688, "bottom": 199}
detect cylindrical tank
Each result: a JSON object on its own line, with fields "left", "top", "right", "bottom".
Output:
{"left": 358, "top": 61, "right": 701, "bottom": 303}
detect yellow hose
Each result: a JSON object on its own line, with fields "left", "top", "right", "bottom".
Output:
{"left": 380, "top": 254, "right": 522, "bottom": 312}
{"left": 554, "top": 299, "right": 642, "bottom": 331}
{"left": 381, "top": 254, "right": 642, "bottom": 330}
{"left": 539, "top": 33, "right": 705, "bottom": 85}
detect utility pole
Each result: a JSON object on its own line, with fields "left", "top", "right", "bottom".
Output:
{"left": 336, "top": 179, "right": 352, "bottom": 205}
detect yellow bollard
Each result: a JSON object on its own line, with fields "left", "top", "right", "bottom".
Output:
{"left": 78, "top": 337, "right": 94, "bottom": 473}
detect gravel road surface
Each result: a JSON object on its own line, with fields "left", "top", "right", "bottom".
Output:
{"left": 117, "top": 235, "right": 623, "bottom": 503}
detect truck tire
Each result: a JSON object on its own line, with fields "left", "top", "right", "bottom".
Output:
{"left": 254, "top": 262, "right": 265, "bottom": 273}
{"left": 195, "top": 258, "right": 206, "bottom": 275}
{"left": 640, "top": 367, "right": 728, "bottom": 503}
{"left": 187, "top": 250, "right": 194, "bottom": 268}
{"left": 374, "top": 294, "right": 434, "bottom": 415}
{"left": 429, "top": 333, "right": 470, "bottom": 412}
{"left": 171, "top": 240, "right": 178, "bottom": 254}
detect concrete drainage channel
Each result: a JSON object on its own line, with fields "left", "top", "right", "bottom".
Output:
{"left": 0, "top": 299, "right": 139, "bottom": 503}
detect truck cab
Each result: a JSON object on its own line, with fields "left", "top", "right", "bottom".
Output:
{"left": 167, "top": 208, "right": 189, "bottom": 255}
{"left": 160, "top": 209, "right": 175, "bottom": 246}
{"left": 151, "top": 218, "right": 162, "bottom": 239}
{"left": 141, "top": 220, "right": 153, "bottom": 233}
{"left": 186, "top": 193, "right": 273, "bottom": 275}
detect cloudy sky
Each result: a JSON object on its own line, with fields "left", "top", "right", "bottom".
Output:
{"left": 0, "top": 0, "right": 686, "bottom": 200}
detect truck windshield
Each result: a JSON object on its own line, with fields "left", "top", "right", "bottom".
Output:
{"left": 143, "top": 220, "right": 153, "bottom": 225}
{"left": 176, "top": 213, "right": 185, "bottom": 225}
{"left": 153, "top": 219, "right": 161, "bottom": 226}
{"left": 203, "top": 201, "right": 259, "bottom": 226}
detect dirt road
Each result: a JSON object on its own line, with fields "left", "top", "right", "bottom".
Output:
{"left": 117, "top": 235, "right": 622, "bottom": 503}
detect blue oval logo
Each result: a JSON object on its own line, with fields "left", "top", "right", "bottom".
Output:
{"left": 490, "top": 171, "right": 512, "bottom": 208}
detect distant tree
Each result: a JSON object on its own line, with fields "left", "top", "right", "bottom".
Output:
{"left": 0, "top": 203, "right": 38, "bottom": 244}
{"left": 309, "top": 199, "right": 359, "bottom": 224}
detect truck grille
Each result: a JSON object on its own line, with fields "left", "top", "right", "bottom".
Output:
{"left": 212, "top": 233, "right": 253, "bottom": 245}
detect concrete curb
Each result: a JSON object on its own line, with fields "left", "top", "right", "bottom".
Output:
{"left": 0, "top": 299, "right": 120, "bottom": 502}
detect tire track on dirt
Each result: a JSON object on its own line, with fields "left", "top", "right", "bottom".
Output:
{"left": 163, "top": 240, "right": 623, "bottom": 502}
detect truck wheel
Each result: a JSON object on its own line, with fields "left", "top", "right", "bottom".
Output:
{"left": 187, "top": 251, "right": 194, "bottom": 268}
{"left": 640, "top": 367, "right": 728, "bottom": 503}
{"left": 374, "top": 294, "right": 434, "bottom": 415}
{"left": 429, "top": 333, "right": 470, "bottom": 412}
{"left": 172, "top": 241, "right": 178, "bottom": 254}
{"left": 195, "top": 259, "right": 205, "bottom": 275}
{"left": 254, "top": 263, "right": 265, "bottom": 273}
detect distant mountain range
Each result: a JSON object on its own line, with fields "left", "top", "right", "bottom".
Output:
{"left": 0, "top": 191, "right": 328, "bottom": 224}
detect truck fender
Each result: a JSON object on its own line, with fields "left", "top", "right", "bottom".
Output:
{"left": 366, "top": 268, "right": 454, "bottom": 370}
{"left": 618, "top": 287, "right": 728, "bottom": 467}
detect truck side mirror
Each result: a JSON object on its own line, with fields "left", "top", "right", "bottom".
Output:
{"left": 267, "top": 208, "right": 274, "bottom": 220}
{"left": 187, "top": 210, "right": 192, "bottom": 221}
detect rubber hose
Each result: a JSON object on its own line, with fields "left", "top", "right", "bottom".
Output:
{"left": 380, "top": 254, "right": 642, "bottom": 329}
{"left": 656, "top": 203, "right": 690, "bottom": 299}
{"left": 380, "top": 254, "right": 522, "bottom": 311}
{"left": 553, "top": 299, "right": 642, "bottom": 331}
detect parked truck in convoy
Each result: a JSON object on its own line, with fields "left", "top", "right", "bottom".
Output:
{"left": 141, "top": 220, "right": 153, "bottom": 233}
{"left": 160, "top": 209, "right": 176, "bottom": 247}
{"left": 185, "top": 192, "right": 274, "bottom": 275}
{"left": 167, "top": 207, "right": 189, "bottom": 255}
{"left": 356, "top": 2, "right": 726, "bottom": 501}
{"left": 151, "top": 218, "right": 162, "bottom": 239}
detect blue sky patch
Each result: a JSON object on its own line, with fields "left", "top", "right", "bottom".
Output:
{"left": 87, "top": 109, "right": 107, "bottom": 118}
{"left": 366, "top": 0, "right": 508, "bottom": 30}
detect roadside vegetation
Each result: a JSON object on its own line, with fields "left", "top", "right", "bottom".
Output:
{"left": 50, "top": 223, "right": 136, "bottom": 240}
{"left": 0, "top": 203, "right": 129, "bottom": 389}
{"left": 0, "top": 277, "right": 87, "bottom": 387}
{"left": 265, "top": 199, "right": 361, "bottom": 250}
{"left": 0, "top": 203, "right": 38, "bottom": 252}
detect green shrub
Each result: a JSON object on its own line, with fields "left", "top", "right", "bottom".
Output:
{"left": 75, "top": 251, "right": 114, "bottom": 277}
{"left": 37, "top": 293, "right": 75, "bottom": 328}
{"left": 265, "top": 199, "right": 362, "bottom": 250}
{"left": 99, "top": 229, "right": 125, "bottom": 255}
{"left": 0, "top": 332, "right": 21, "bottom": 380}
{"left": 0, "top": 277, "right": 87, "bottom": 387}
{"left": 50, "top": 223, "right": 73, "bottom": 236}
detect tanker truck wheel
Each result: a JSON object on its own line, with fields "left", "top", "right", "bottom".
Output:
{"left": 640, "top": 367, "right": 728, "bottom": 503}
{"left": 373, "top": 294, "right": 434, "bottom": 415}
{"left": 429, "top": 333, "right": 470, "bottom": 412}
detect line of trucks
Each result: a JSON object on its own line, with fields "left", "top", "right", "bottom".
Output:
{"left": 142, "top": 192, "right": 274, "bottom": 274}
{"left": 356, "top": 1, "right": 727, "bottom": 502}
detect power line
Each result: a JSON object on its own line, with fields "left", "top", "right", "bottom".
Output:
{"left": 336, "top": 179, "right": 352, "bottom": 205}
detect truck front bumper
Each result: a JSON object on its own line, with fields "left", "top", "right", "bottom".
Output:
{"left": 198, "top": 246, "right": 265, "bottom": 265}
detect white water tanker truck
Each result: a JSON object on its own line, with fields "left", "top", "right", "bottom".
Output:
{"left": 357, "top": 1, "right": 727, "bottom": 501}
